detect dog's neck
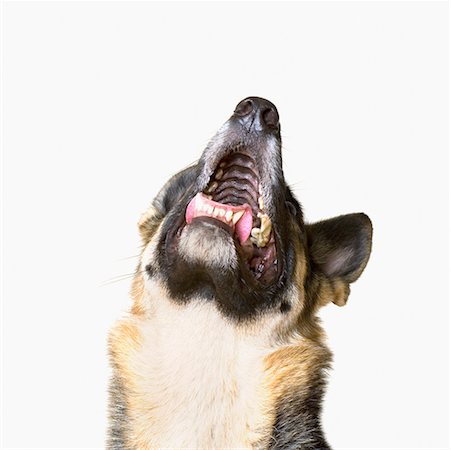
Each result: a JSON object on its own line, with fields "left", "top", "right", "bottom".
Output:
{"left": 109, "top": 281, "right": 331, "bottom": 449}
{"left": 129, "top": 294, "right": 276, "bottom": 447}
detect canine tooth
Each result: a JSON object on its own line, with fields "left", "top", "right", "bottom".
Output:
{"left": 225, "top": 210, "right": 233, "bottom": 222}
{"left": 260, "top": 214, "right": 271, "bottom": 232}
{"left": 251, "top": 224, "right": 271, "bottom": 248}
{"left": 251, "top": 227, "right": 261, "bottom": 238}
{"left": 260, "top": 232, "right": 271, "bottom": 246}
{"left": 257, "top": 238, "right": 267, "bottom": 248}
{"left": 215, "top": 169, "right": 224, "bottom": 180}
{"left": 206, "top": 181, "right": 218, "bottom": 193}
{"left": 261, "top": 223, "right": 271, "bottom": 240}
{"left": 232, "top": 210, "right": 245, "bottom": 225}
{"left": 220, "top": 162, "right": 226, "bottom": 168}
{"left": 258, "top": 196, "right": 264, "bottom": 210}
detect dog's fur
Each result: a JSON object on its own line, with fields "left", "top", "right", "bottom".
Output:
{"left": 108, "top": 98, "right": 372, "bottom": 449}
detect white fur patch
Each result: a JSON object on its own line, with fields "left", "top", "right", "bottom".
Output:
{"left": 178, "top": 221, "right": 238, "bottom": 270}
{"left": 127, "top": 291, "right": 274, "bottom": 449}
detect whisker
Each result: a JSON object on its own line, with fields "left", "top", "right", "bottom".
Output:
{"left": 116, "top": 254, "right": 141, "bottom": 261}
{"left": 100, "top": 273, "right": 136, "bottom": 287}
{"left": 288, "top": 181, "right": 305, "bottom": 191}
{"left": 100, "top": 268, "right": 148, "bottom": 287}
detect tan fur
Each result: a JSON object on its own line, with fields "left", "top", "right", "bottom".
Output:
{"left": 138, "top": 205, "right": 163, "bottom": 244}
{"left": 317, "top": 277, "right": 350, "bottom": 307}
{"left": 130, "top": 273, "right": 146, "bottom": 316}
{"left": 108, "top": 320, "right": 142, "bottom": 405}
{"left": 264, "top": 339, "right": 330, "bottom": 405}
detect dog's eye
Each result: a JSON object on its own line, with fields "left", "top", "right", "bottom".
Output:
{"left": 286, "top": 201, "right": 297, "bottom": 216}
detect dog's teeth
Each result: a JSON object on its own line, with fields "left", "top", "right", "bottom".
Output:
{"left": 215, "top": 169, "right": 224, "bottom": 180}
{"left": 251, "top": 227, "right": 261, "bottom": 238}
{"left": 225, "top": 210, "right": 233, "bottom": 222}
{"left": 207, "top": 182, "right": 218, "bottom": 193}
{"left": 260, "top": 214, "right": 271, "bottom": 232}
{"left": 217, "top": 208, "right": 225, "bottom": 217}
{"left": 258, "top": 196, "right": 264, "bottom": 210}
{"left": 219, "top": 162, "right": 226, "bottom": 168}
{"left": 262, "top": 229, "right": 271, "bottom": 245}
{"left": 212, "top": 208, "right": 219, "bottom": 217}
{"left": 250, "top": 218, "right": 271, "bottom": 248}
{"left": 251, "top": 227, "right": 264, "bottom": 247}
{"left": 207, "top": 205, "right": 214, "bottom": 214}
{"left": 257, "top": 238, "right": 267, "bottom": 248}
{"left": 232, "top": 210, "right": 245, "bottom": 225}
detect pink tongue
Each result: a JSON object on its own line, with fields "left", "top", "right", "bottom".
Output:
{"left": 185, "top": 193, "right": 253, "bottom": 244}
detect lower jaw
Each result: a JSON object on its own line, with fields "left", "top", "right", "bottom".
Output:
{"left": 167, "top": 217, "right": 279, "bottom": 286}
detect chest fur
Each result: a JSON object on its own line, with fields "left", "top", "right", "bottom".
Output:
{"left": 120, "top": 301, "right": 275, "bottom": 449}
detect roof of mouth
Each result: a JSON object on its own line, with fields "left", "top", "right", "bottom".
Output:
{"left": 206, "top": 151, "right": 260, "bottom": 216}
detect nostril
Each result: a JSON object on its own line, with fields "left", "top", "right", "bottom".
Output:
{"left": 233, "top": 97, "right": 280, "bottom": 133}
{"left": 234, "top": 99, "right": 254, "bottom": 117}
{"left": 262, "top": 108, "right": 279, "bottom": 129}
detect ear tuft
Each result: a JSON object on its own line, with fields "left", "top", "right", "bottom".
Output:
{"left": 307, "top": 213, "right": 372, "bottom": 284}
{"left": 316, "top": 277, "right": 350, "bottom": 307}
{"left": 330, "top": 278, "right": 350, "bottom": 307}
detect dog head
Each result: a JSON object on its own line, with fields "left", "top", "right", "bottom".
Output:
{"left": 137, "top": 97, "right": 372, "bottom": 329}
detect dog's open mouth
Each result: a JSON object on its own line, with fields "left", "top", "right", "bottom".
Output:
{"left": 185, "top": 146, "right": 278, "bottom": 283}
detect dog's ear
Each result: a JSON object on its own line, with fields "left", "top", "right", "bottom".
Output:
{"left": 139, "top": 165, "right": 199, "bottom": 243}
{"left": 306, "top": 213, "right": 372, "bottom": 306}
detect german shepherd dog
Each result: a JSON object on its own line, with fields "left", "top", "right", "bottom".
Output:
{"left": 108, "top": 97, "right": 372, "bottom": 449}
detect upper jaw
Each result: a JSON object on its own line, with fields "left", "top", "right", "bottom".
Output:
{"left": 192, "top": 141, "right": 277, "bottom": 245}
{"left": 182, "top": 122, "right": 283, "bottom": 284}
{"left": 196, "top": 113, "right": 283, "bottom": 217}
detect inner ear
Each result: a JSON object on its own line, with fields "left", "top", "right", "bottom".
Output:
{"left": 306, "top": 213, "right": 372, "bottom": 283}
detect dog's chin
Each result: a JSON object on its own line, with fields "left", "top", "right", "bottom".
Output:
{"left": 177, "top": 218, "right": 238, "bottom": 271}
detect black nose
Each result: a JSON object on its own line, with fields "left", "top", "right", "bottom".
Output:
{"left": 233, "top": 97, "right": 280, "bottom": 133}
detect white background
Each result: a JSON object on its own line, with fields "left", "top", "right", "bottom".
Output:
{"left": 2, "top": 1, "right": 449, "bottom": 449}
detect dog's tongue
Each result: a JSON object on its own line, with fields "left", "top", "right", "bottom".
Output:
{"left": 186, "top": 193, "right": 253, "bottom": 244}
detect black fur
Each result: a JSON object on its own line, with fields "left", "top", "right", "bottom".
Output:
{"left": 307, "top": 213, "right": 372, "bottom": 282}
{"left": 151, "top": 165, "right": 303, "bottom": 321}
{"left": 270, "top": 379, "right": 331, "bottom": 450}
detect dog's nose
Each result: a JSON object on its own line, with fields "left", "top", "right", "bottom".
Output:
{"left": 233, "top": 97, "right": 280, "bottom": 133}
